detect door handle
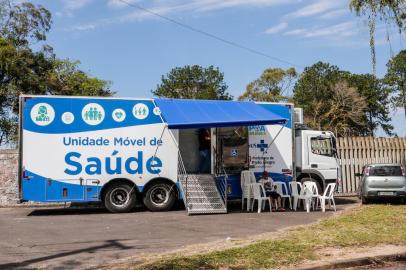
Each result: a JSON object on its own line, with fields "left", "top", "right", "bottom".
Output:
{"left": 311, "top": 164, "right": 318, "bottom": 168}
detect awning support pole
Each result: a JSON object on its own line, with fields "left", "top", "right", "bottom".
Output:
{"left": 152, "top": 124, "right": 167, "bottom": 160}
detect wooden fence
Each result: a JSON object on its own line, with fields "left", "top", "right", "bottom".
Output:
{"left": 336, "top": 137, "right": 406, "bottom": 195}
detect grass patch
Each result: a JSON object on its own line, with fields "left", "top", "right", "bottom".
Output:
{"left": 136, "top": 205, "right": 406, "bottom": 270}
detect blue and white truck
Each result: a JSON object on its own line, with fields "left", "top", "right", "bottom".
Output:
{"left": 19, "top": 95, "right": 339, "bottom": 214}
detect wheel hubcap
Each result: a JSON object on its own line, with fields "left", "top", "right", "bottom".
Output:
{"left": 150, "top": 186, "right": 169, "bottom": 206}
{"left": 110, "top": 188, "right": 129, "bottom": 208}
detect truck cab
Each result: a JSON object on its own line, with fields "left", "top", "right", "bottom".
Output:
{"left": 295, "top": 126, "right": 339, "bottom": 191}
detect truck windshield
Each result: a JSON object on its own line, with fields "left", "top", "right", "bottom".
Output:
{"left": 310, "top": 137, "right": 335, "bottom": 157}
{"left": 369, "top": 166, "right": 403, "bottom": 176}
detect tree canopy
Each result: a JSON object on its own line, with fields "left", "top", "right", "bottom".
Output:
{"left": 152, "top": 65, "right": 232, "bottom": 100}
{"left": 0, "top": 0, "right": 52, "bottom": 47}
{"left": 344, "top": 73, "right": 393, "bottom": 135}
{"left": 385, "top": 50, "right": 406, "bottom": 116}
{"left": 293, "top": 62, "right": 393, "bottom": 137}
{"left": 322, "top": 81, "right": 367, "bottom": 136}
{"left": 238, "top": 67, "right": 297, "bottom": 102}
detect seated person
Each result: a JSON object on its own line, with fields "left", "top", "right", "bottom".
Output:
{"left": 261, "top": 171, "right": 285, "bottom": 211}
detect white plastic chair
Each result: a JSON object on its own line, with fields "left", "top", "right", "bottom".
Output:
{"left": 293, "top": 184, "right": 312, "bottom": 213}
{"left": 250, "top": 183, "right": 272, "bottom": 213}
{"left": 290, "top": 181, "right": 302, "bottom": 210}
{"left": 303, "top": 181, "right": 319, "bottom": 210}
{"left": 317, "top": 183, "right": 336, "bottom": 212}
{"left": 241, "top": 170, "right": 256, "bottom": 211}
{"left": 273, "top": 182, "right": 292, "bottom": 209}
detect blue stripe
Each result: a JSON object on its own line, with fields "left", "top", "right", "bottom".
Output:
{"left": 23, "top": 97, "right": 162, "bottom": 134}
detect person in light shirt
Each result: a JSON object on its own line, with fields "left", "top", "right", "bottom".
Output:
{"left": 261, "top": 171, "right": 285, "bottom": 211}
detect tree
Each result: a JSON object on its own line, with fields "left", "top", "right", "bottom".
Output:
{"left": 152, "top": 65, "right": 232, "bottom": 100}
{"left": 238, "top": 67, "right": 297, "bottom": 102}
{"left": 293, "top": 61, "right": 393, "bottom": 136}
{"left": 0, "top": 0, "right": 52, "bottom": 47}
{"left": 0, "top": 1, "right": 113, "bottom": 146}
{"left": 345, "top": 73, "right": 393, "bottom": 135}
{"left": 322, "top": 81, "right": 368, "bottom": 137}
{"left": 0, "top": 38, "right": 113, "bottom": 145}
{"left": 47, "top": 59, "right": 113, "bottom": 97}
{"left": 293, "top": 62, "right": 342, "bottom": 130}
{"left": 0, "top": 37, "right": 53, "bottom": 144}
{"left": 385, "top": 50, "right": 406, "bottom": 116}
{"left": 350, "top": 0, "right": 406, "bottom": 73}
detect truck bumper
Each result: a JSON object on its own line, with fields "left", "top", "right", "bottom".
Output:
{"left": 365, "top": 190, "right": 406, "bottom": 198}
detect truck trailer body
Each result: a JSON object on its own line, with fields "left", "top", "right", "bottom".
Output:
{"left": 19, "top": 95, "right": 338, "bottom": 214}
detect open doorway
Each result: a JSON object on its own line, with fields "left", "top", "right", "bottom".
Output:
{"left": 178, "top": 128, "right": 212, "bottom": 174}
{"left": 214, "top": 127, "right": 249, "bottom": 175}
{"left": 178, "top": 127, "right": 249, "bottom": 175}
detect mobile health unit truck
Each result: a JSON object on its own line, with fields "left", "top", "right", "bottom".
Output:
{"left": 19, "top": 95, "right": 339, "bottom": 214}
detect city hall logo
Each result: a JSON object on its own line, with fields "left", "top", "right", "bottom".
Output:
{"left": 82, "top": 103, "right": 105, "bottom": 125}
{"left": 133, "top": 103, "right": 149, "bottom": 120}
{"left": 248, "top": 125, "right": 266, "bottom": 135}
{"left": 30, "top": 103, "right": 55, "bottom": 126}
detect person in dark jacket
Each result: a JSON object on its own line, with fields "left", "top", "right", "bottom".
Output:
{"left": 198, "top": 128, "right": 211, "bottom": 173}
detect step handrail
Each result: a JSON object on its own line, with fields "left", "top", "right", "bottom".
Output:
{"left": 177, "top": 150, "right": 189, "bottom": 210}
{"left": 213, "top": 146, "right": 228, "bottom": 207}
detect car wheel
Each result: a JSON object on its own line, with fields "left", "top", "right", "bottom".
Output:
{"left": 104, "top": 183, "right": 136, "bottom": 213}
{"left": 361, "top": 196, "right": 369, "bottom": 204}
{"left": 143, "top": 182, "right": 176, "bottom": 212}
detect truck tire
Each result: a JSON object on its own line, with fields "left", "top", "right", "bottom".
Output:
{"left": 143, "top": 182, "right": 176, "bottom": 212}
{"left": 104, "top": 183, "right": 136, "bottom": 213}
{"left": 300, "top": 177, "right": 322, "bottom": 195}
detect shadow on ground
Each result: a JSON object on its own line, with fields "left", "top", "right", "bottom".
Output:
{"left": 27, "top": 197, "right": 360, "bottom": 216}
{"left": 0, "top": 239, "right": 132, "bottom": 270}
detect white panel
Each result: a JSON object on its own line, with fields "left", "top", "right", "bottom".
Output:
{"left": 248, "top": 125, "right": 293, "bottom": 174}
{"left": 22, "top": 123, "right": 178, "bottom": 186}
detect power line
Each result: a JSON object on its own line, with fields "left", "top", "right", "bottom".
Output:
{"left": 117, "top": 0, "right": 303, "bottom": 69}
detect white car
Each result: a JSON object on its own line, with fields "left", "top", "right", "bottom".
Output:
{"left": 357, "top": 164, "right": 406, "bottom": 204}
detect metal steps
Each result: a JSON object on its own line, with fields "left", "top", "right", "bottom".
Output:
{"left": 179, "top": 174, "right": 227, "bottom": 215}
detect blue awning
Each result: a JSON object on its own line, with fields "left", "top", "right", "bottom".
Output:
{"left": 154, "top": 99, "right": 287, "bottom": 129}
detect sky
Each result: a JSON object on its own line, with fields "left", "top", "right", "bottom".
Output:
{"left": 30, "top": 0, "right": 405, "bottom": 136}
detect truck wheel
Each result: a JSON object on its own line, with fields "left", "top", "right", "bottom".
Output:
{"left": 301, "top": 178, "right": 322, "bottom": 195}
{"left": 104, "top": 183, "right": 136, "bottom": 213}
{"left": 143, "top": 182, "right": 176, "bottom": 211}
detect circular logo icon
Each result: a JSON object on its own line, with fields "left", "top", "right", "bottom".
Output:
{"left": 30, "top": 103, "right": 55, "bottom": 126}
{"left": 153, "top": 107, "right": 161, "bottom": 116}
{"left": 112, "top": 108, "right": 126, "bottom": 122}
{"left": 62, "top": 112, "right": 74, "bottom": 124}
{"left": 132, "top": 103, "right": 149, "bottom": 120}
{"left": 82, "top": 103, "right": 105, "bottom": 126}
